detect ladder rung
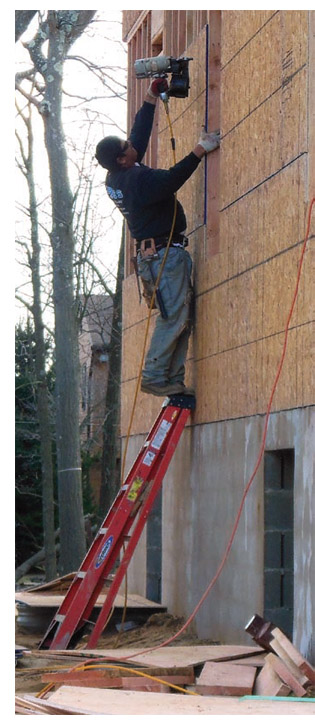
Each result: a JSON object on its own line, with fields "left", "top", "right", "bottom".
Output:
{"left": 76, "top": 571, "right": 86, "bottom": 579}
{"left": 55, "top": 614, "right": 65, "bottom": 622}
{"left": 99, "top": 527, "right": 108, "bottom": 535}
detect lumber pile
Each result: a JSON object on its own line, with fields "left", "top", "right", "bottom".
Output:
{"left": 15, "top": 615, "right": 315, "bottom": 714}
{"left": 245, "top": 614, "right": 315, "bottom": 697}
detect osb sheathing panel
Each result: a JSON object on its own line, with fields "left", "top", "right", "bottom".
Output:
{"left": 194, "top": 324, "right": 303, "bottom": 425}
{"left": 121, "top": 13, "right": 312, "bottom": 438}
{"left": 296, "top": 321, "right": 314, "bottom": 406}
{"left": 221, "top": 68, "right": 307, "bottom": 208}
{"left": 221, "top": 12, "right": 308, "bottom": 135}
{"left": 221, "top": 10, "right": 277, "bottom": 66}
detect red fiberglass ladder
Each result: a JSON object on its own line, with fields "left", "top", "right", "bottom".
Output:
{"left": 39, "top": 392, "right": 195, "bottom": 651}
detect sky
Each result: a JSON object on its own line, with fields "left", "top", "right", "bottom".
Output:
{"left": 14, "top": 10, "right": 128, "bottom": 327}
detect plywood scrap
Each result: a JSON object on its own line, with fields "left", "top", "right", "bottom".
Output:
{"left": 40, "top": 666, "right": 195, "bottom": 690}
{"left": 270, "top": 627, "right": 315, "bottom": 684}
{"left": 264, "top": 653, "right": 307, "bottom": 697}
{"left": 231, "top": 653, "right": 267, "bottom": 667}
{"left": 195, "top": 660, "right": 256, "bottom": 696}
{"left": 254, "top": 660, "right": 291, "bottom": 697}
{"left": 246, "top": 614, "right": 315, "bottom": 684}
{"left": 46, "top": 685, "right": 315, "bottom": 714}
{"left": 81, "top": 643, "right": 264, "bottom": 668}
{"left": 15, "top": 693, "right": 94, "bottom": 715}
{"left": 269, "top": 635, "right": 311, "bottom": 686}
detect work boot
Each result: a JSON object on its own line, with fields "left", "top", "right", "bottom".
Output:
{"left": 141, "top": 380, "right": 195, "bottom": 397}
{"left": 169, "top": 381, "right": 195, "bottom": 397}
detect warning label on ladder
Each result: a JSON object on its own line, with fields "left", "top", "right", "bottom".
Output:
{"left": 151, "top": 419, "right": 171, "bottom": 450}
{"left": 143, "top": 450, "right": 156, "bottom": 467}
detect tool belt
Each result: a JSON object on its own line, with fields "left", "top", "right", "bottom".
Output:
{"left": 135, "top": 234, "right": 188, "bottom": 259}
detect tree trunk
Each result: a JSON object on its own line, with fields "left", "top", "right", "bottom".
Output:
{"left": 27, "top": 108, "right": 57, "bottom": 581}
{"left": 15, "top": 10, "right": 38, "bottom": 42}
{"left": 20, "top": 9, "right": 97, "bottom": 573}
{"left": 99, "top": 228, "right": 124, "bottom": 514}
{"left": 40, "top": 13, "right": 89, "bottom": 573}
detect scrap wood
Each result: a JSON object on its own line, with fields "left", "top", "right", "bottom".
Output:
{"left": 230, "top": 653, "right": 267, "bottom": 667}
{"left": 269, "top": 636, "right": 311, "bottom": 686}
{"left": 264, "top": 653, "right": 307, "bottom": 697}
{"left": 246, "top": 615, "right": 315, "bottom": 684}
{"left": 195, "top": 660, "right": 257, "bottom": 696}
{"left": 254, "top": 661, "right": 291, "bottom": 697}
{"left": 46, "top": 685, "right": 315, "bottom": 714}
{"left": 40, "top": 668, "right": 195, "bottom": 688}
{"left": 78, "top": 644, "right": 264, "bottom": 668}
{"left": 15, "top": 694, "right": 93, "bottom": 715}
{"left": 271, "top": 627, "right": 315, "bottom": 684}
{"left": 23, "top": 572, "right": 75, "bottom": 594}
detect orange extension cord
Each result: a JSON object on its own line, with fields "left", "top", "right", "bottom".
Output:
{"left": 37, "top": 201, "right": 314, "bottom": 697}
{"left": 100, "top": 195, "right": 315, "bottom": 666}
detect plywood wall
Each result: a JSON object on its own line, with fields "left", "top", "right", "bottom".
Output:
{"left": 121, "top": 10, "right": 314, "bottom": 438}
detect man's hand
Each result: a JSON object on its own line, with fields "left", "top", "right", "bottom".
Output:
{"left": 147, "top": 77, "right": 169, "bottom": 98}
{"left": 198, "top": 129, "right": 220, "bottom": 153}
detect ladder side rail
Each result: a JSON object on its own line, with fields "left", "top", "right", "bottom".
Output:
{"left": 48, "top": 499, "right": 148, "bottom": 650}
{"left": 117, "top": 405, "right": 169, "bottom": 486}
{"left": 86, "top": 408, "right": 191, "bottom": 648}
{"left": 41, "top": 401, "right": 193, "bottom": 650}
{"left": 45, "top": 414, "right": 176, "bottom": 650}
{"left": 38, "top": 486, "right": 131, "bottom": 648}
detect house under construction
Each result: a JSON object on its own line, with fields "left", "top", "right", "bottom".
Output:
{"left": 120, "top": 10, "right": 314, "bottom": 660}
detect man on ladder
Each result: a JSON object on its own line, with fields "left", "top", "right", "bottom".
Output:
{"left": 95, "top": 78, "right": 220, "bottom": 398}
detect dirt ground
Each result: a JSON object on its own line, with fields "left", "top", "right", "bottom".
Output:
{"left": 15, "top": 611, "right": 217, "bottom": 695}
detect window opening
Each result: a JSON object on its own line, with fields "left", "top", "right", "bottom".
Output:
{"left": 264, "top": 449, "right": 294, "bottom": 637}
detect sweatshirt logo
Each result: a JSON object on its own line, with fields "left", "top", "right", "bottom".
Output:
{"left": 106, "top": 185, "right": 123, "bottom": 201}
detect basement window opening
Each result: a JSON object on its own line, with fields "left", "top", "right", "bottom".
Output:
{"left": 263, "top": 448, "right": 294, "bottom": 639}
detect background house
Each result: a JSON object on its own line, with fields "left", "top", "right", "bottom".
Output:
{"left": 120, "top": 11, "right": 314, "bottom": 658}
{"left": 79, "top": 294, "right": 114, "bottom": 504}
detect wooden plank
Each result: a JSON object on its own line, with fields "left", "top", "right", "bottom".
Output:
{"left": 271, "top": 627, "right": 315, "bottom": 684}
{"left": 247, "top": 617, "right": 315, "bottom": 685}
{"left": 265, "top": 653, "right": 307, "bottom": 697}
{"left": 254, "top": 660, "right": 291, "bottom": 697}
{"left": 269, "top": 637, "right": 311, "bottom": 686}
{"left": 47, "top": 685, "right": 315, "bottom": 714}
{"left": 231, "top": 653, "right": 267, "bottom": 667}
{"left": 195, "top": 661, "right": 256, "bottom": 696}
{"left": 80, "top": 644, "right": 264, "bottom": 668}
{"left": 15, "top": 694, "right": 94, "bottom": 715}
{"left": 41, "top": 669, "right": 195, "bottom": 688}
{"left": 15, "top": 590, "right": 164, "bottom": 611}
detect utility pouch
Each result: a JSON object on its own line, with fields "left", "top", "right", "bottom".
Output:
{"left": 141, "top": 277, "right": 157, "bottom": 309}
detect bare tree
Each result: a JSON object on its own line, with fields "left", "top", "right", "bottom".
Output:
{"left": 15, "top": 99, "right": 56, "bottom": 580}
{"left": 16, "top": 10, "right": 97, "bottom": 573}
{"left": 15, "top": 10, "right": 127, "bottom": 575}
{"left": 99, "top": 229, "right": 124, "bottom": 514}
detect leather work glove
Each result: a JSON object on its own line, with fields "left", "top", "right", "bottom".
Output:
{"left": 147, "top": 77, "right": 169, "bottom": 98}
{"left": 198, "top": 129, "right": 220, "bottom": 153}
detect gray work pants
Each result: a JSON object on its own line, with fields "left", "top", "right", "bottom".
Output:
{"left": 138, "top": 246, "right": 193, "bottom": 384}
